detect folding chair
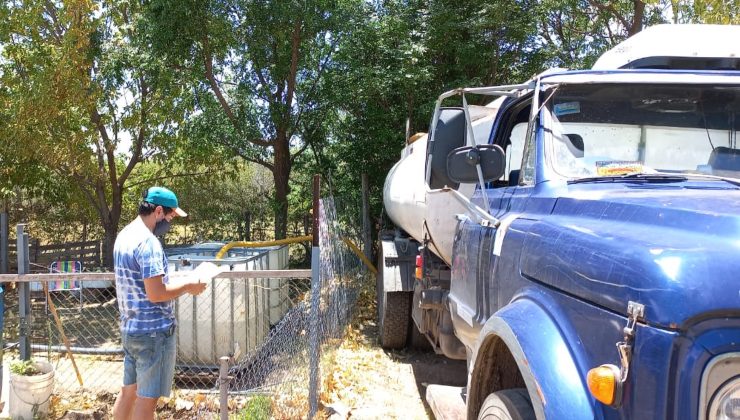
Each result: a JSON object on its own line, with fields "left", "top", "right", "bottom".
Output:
{"left": 47, "top": 260, "right": 83, "bottom": 312}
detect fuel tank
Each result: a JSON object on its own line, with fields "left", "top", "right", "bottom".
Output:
{"left": 383, "top": 102, "right": 501, "bottom": 264}
{"left": 383, "top": 133, "right": 427, "bottom": 244}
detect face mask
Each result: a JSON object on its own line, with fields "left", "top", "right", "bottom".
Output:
{"left": 153, "top": 219, "right": 172, "bottom": 236}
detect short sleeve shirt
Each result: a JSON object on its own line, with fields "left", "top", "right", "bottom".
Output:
{"left": 114, "top": 217, "right": 174, "bottom": 334}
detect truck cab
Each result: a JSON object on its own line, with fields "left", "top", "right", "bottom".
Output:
{"left": 452, "top": 69, "right": 740, "bottom": 420}
{"left": 378, "top": 25, "right": 740, "bottom": 419}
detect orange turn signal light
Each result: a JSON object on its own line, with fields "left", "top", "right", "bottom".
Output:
{"left": 587, "top": 364, "right": 621, "bottom": 406}
{"left": 415, "top": 255, "right": 423, "bottom": 279}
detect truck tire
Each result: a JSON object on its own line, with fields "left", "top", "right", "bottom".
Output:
{"left": 378, "top": 292, "right": 410, "bottom": 349}
{"left": 408, "top": 322, "right": 432, "bottom": 350}
{"left": 478, "top": 388, "right": 536, "bottom": 420}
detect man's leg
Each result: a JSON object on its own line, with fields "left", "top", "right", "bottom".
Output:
{"left": 129, "top": 328, "right": 176, "bottom": 420}
{"left": 132, "top": 396, "right": 158, "bottom": 420}
{"left": 112, "top": 384, "right": 137, "bottom": 420}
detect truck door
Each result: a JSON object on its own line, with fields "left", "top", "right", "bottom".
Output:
{"left": 424, "top": 106, "right": 498, "bottom": 264}
{"left": 448, "top": 98, "right": 535, "bottom": 348}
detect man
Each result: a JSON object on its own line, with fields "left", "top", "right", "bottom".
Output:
{"left": 112, "top": 187, "right": 207, "bottom": 420}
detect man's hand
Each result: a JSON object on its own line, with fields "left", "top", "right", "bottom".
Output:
{"left": 188, "top": 281, "right": 207, "bottom": 296}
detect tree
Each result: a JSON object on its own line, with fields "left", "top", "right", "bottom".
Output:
{"left": 312, "top": 0, "right": 547, "bottom": 233}
{"left": 144, "top": 0, "right": 363, "bottom": 240}
{"left": 0, "top": 0, "right": 190, "bottom": 266}
{"left": 168, "top": 160, "right": 274, "bottom": 243}
{"left": 536, "top": 0, "right": 668, "bottom": 69}
{"left": 670, "top": 0, "right": 740, "bottom": 24}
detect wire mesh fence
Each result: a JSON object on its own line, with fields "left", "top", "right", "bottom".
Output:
{"left": 1, "top": 194, "right": 370, "bottom": 418}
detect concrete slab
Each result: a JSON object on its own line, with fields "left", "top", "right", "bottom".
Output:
{"left": 425, "top": 384, "right": 465, "bottom": 420}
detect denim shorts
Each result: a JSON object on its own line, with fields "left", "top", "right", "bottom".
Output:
{"left": 122, "top": 325, "right": 176, "bottom": 399}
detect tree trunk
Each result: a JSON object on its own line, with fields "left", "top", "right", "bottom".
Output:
{"left": 244, "top": 211, "right": 251, "bottom": 241}
{"left": 272, "top": 134, "right": 291, "bottom": 240}
{"left": 629, "top": 0, "right": 645, "bottom": 36}
{"left": 273, "top": 172, "right": 289, "bottom": 240}
{"left": 96, "top": 185, "right": 123, "bottom": 269}
{"left": 361, "top": 173, "right": 372, "bottom": 262}
{"left": 102, "top": 226, "right": 116, "bottom": 269}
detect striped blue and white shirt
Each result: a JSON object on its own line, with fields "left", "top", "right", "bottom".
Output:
{"left": 114, "top": 217, "right": 174, "bottom": 334}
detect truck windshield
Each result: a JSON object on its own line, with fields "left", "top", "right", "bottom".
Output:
{"left": 543, "top": 83, "right": 740, "bottom": 180}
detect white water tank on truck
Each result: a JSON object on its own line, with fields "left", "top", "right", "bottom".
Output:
{"left": 383, "top": 101, "right": 502, "bottom": 264}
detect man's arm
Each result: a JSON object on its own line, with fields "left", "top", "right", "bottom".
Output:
{"left": 143, "top": 276, "right": 207, "bottom": 303}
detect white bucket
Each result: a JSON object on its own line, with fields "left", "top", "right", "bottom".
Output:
{"left": 9, "top": 361, "right": 55, "bottom": 420}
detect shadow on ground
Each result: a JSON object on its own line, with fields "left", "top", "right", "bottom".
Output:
{"left": 362, "top": 322, "right": 468, "bottom": 416}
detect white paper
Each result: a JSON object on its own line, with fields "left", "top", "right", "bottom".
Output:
{"left": 170, "top": 262, "right": 224, "bottom": 285}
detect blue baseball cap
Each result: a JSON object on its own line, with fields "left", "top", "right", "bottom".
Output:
{"left": 144, "top": 187, "right": 187, "bottom": 217}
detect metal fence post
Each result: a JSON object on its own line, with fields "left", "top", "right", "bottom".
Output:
{"left": 0, "top": 213, "right": 6, "bottom": 404}
{"left": 0, "top": 213, "right": 8, "bottom": 274}
{"left": 17, "top": 224, "right": 31, "bottom": 360}
{"left": 219, "top": 356, "right": 230, "bottom": 420}
{"left": 308, "top": 175, "right": 321, "bottom": 419}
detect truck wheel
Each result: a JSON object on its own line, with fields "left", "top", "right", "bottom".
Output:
{"left": 408, "top": 323, "right": 432, "bottom": 350}
{"left": 378, "top": 292, "right": 410, "bottom": 349}
{"left": 478, "top": 388, "right": 535, "bottom": 420}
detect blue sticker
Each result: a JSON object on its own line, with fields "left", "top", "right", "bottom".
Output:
{"left": 554, "top": 102, "right": 581, "bottom": 116}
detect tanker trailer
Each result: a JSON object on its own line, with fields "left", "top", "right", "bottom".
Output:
{"left": 378, "top": 94, "right": 510, "bottom": 351}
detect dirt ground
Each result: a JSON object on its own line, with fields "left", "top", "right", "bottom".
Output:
{"left": 43, "top": 324, "right": 468, "bottom": 420}
{"left": 2, "top": 282, "right": 467, "bottom": 419}
{"left": 319, "top": 291, "right": 468, "bottom": 420}
{"left": 321, "top": 323, "right": 467, "bottom": 419}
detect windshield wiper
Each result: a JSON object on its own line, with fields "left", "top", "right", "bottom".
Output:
{"left": 569, "top": 172, "right": 740, "bottom": 188}
{"left": 568, "top": 173, "right": 688, "bottom": 185}
{"left": 679, "top": 173, "right": 740, "bottom": 187}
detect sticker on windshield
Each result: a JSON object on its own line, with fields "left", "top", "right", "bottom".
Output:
{"left": 554, "top": 102, "right": 581, "bottom": 116}
{"left": 596, "top": 161, "right": 644, "bottom": 176}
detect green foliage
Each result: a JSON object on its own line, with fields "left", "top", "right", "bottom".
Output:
{"left": 168, "top": 160, "right": 274, "bottom": 242}
{"left": 535, "top": 0, "right": 669, "bottom": 69}
{"left": 233, "top": 395, "right": 272, "bottom": 420}
{"left": 143, "top": 0, "right": 367, "bottom": 238}
{"left": 0, "top": 0, "right": 213, "bottom": 264}
{"left": 0, "top": 0, "right": 737, "bottom": 254}
{"left": 308, "top": 0, "right": 551, "bottom": 229}
{"left": 10, "top": 359, "right": 41, "bottom": 376}
{"left": 671, "top": 0, "right": 740, "bottom": 24}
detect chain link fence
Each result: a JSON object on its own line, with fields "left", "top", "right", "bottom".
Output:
{"left": 2, "top": 194, "right": 369, "bottom": 418}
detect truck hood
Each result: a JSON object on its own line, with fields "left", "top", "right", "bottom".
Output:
{"left": 519, "top": 184, "right": 740, "bottom": 329}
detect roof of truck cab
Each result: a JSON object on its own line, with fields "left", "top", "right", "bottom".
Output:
{"left": 538, "top": 69, "right": 740, "bottom": 86}
{"left": 593, "top": 24, "right": 740, "bottom": 70}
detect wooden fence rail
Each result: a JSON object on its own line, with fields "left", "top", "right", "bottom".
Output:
{"left": 8, "top": 239, "right": 102, "bottom": 271}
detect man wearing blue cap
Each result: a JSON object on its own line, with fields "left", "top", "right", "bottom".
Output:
{"left": 112, "top": 187, "right": 207, "bottom": 420}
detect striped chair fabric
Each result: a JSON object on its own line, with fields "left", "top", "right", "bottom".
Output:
{"left": 48, "top": 260, "right": 82, "bottom": 291}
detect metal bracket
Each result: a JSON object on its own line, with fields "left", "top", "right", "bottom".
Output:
{"left": 624, "top": 301, "right": 645, "bottom": 336}
{"left": 384, "top": 256, "right": 416, "bottom": 267}
{"left": 616, "top": 301, "right": 644, "bottom": 384}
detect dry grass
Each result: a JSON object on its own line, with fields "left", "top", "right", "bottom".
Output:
{"left": 316, "top": 279, "right": 433, "bottom": 420}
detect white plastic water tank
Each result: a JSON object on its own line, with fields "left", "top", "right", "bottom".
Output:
{"left": 167, "top": 244, "right": 290, "bottom": 367}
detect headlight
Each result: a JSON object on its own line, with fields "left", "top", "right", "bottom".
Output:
{"left": 701, "top": 353, "right": 740, "bottom": 420}
{"left": 708, "top": 379, "right": 740, "bottom": 420}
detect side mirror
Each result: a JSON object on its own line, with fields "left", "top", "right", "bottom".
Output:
{"left": 447, "top": 145, "right": 506, "bottom": 184}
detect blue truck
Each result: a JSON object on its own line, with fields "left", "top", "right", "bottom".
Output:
{"left": 377, "top": 25, "right": 740, "bottom": 419}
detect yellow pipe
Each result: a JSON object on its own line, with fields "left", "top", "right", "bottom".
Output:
{"left": 342, "top": 237, "right": 378, "bottom": 275}
{"left": 214, "top": 235, "right": 379, "bottom": 275}
{"left": 215, "top": 236, "right": 313, "bottom": 259}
